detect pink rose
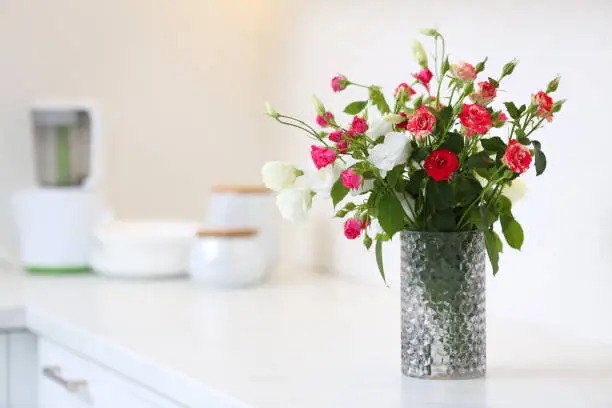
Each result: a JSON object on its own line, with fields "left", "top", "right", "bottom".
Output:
{"left": 470, "top": 81, "right": 496, "bottom": 105}
{"left": 394, "top": 82, "right": 417, "bottom": 98}
{"left": 450, "top": 61, "right": 477, "bottom": 81}
{"left": 336, "top": 140, "right": 348, "bottom": 154}
{"left": 341, "top": 169, "right": 362, "bottom": 190}
{"left": 533, "top": 91, "right": 553, "bottom": 111}
{"left": 343, "top": 218, "right": 362, "bottom": 240}
{"left": 351, "top": 116, "right": 369, "bottom": 134}
{"left": 329, "top": 130, "right": 343, "bottom": 142}
{"left": 458, "top": 104, "right": 493, "bottom": 135}
{"left": 498, "top": 112, "right": 508, "bottom": 122}
{"left": 407, "top": 105, "right": 436, "bottom": 139}
{"left": 316, "top": 111, "right": 334, "bottom": 128}
{"left": 536, "top": 107, "right": 554, "bottom": 122}
{"left": 413, "top": 68, "right": 434, "bottom": 90}
{"left": 331, "top": 75, "right": 348, "bottom": 92}
{"left": 310, "top": 145, "right": 337, "bottom": 169}
{"left": 344, "top": 129, "right": 357, "bottom": 139}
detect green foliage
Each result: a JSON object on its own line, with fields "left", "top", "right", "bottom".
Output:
{"left": 363, "top": 234, "right": 373, "bottom": 250}
{"left": 488, "top": 77, "right": 499, "bottom": 88}
{"left": 440, "top": 132, "right": 464, "bottom": 154}
{"left": 532, "top": 140, "right": 546, "bottom": 176}
{"left": 386, "top": 165, "right": 405, "bottom": 188}
{"left": 369, "top": 86, "right": 390, "bottom": 114}
{"left": 375, "top": 239, "right": 386, "bottom": 283}
{"left": 412, "top": 145, "right": 430, "bottom": 162}
{"left": 504, "top": 102, "right": 520, "bottom": 119}
{"left": 335, "top": 202, "right": 356, "bottom": 217}
{"left": 484, "top": 230, "right": 500, "bottom": 274}
{"left": 407, "top": 169, "right": 426, "bottom": 195}
{"left": 430, "top": 210, "right": 456, "bottom": 232}
{"left": 501, "top": 215, "right": 524, "bottom": 250}
{"left": 480, "top": 137, "right": 506, "bottom": 154}
{"left": 376, "top": 192, "right": 405, "bottom": 236}
{"left": 426, "top": 181, "right": 454, "bottom": 210}
{"left": 441, "top": 57, "right": 450, "bottom": 75}
{"left": 465, "top": 151, "right": 494, "bottom": 169}
{"left": 344, "top": 101, "right": 368, "bottom": 115}
{"left": 455, "top": 174, "right": 482, "bottom": 205}
{"left": 331, "top": 178, "right": 349, "bottom": 208}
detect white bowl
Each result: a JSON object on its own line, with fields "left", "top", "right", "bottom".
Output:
{"left": 92, "top": 220, "right": 199, "bottom": 278}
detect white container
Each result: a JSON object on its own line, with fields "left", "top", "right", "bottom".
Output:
{"left": 91, "top": 220, "right": 199, "bottom": 278}
{"left": 11, "top": 188, "right": 108, "bottom": 271}
{"left": 208, "top": 185, "right": 278, "bottom": 272}
{"left": 188, "top": 228, "right": 266, "bottom": 287}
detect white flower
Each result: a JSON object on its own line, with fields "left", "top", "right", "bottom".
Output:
{"left": 308, "top": 162, "right": 343, "bottom": 198}
{"left": 366, "top": 116, "right": 393, "bottom": 139}
{"left": 262, "top": 162, "right": 300, "bottom": 192}
{"left": 276, "top": 187, "right": 313, "bottom": 222}
{"left": 350, "top": 178, "right": 375, "bottom": 196}
{"left": 382, "top": 113, "right": 406, "bottom": 124}
{"left": 367, "top": 132, "right": 412, "bottom": 173}
{"left": 503, "top": 179, "right": 527, "bottom": 204}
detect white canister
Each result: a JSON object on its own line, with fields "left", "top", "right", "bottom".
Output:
{"left": 188, "top": 228, "right": 266, "bottom": 287}
{"left": 11, "top": 188, "right": 108, "bottom": 271}
{"left": 208, "top": 185, "right": 278, "bottom": 271}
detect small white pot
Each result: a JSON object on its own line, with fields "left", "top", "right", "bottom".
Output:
{"left": 92, "top": 220, "right": 199, "bottom": 278}
{"left": 188, "top": 228, "right": 266, "bottom": 287}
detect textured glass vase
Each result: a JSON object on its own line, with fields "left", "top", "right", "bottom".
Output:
{"left": 400, "top": 230, "right": 486, "bottom": 379}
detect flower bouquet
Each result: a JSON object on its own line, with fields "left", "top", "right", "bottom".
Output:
{"left": 262, "top": 29, "right": 564, "bottom": 379}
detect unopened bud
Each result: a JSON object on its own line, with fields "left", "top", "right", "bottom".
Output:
{"left": 311, "top": 94, "right": 326, "bottom": 116}
{"left": 550, "top": 99, "right": 566, "bottom": 113}
{"left": 419, "top": 28, "right": 439, "bottom": 37}
{"left": 412, "top": 40, "right": 428, "bottom": 69}
{"left": 383, "top": 113, "right": 406, "bottom": 124}
{"left": 501, "top": 59, "right": 518, "bottom": 77}
{"left": 265, "top": 102, "right": 279, "bottom": 118}
{"left": 546, "top": 76, "right": 561, "bottom": 93}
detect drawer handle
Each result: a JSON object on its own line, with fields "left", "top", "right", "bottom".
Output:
{"left": 42, "top": 366, "right": 88, "bottom": 393}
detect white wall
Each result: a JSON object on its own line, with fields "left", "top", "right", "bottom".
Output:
{"left": 1, "top": 0, "right": 611, "bottom": 344}
{"left": 263, "top": 0, "right": 612, "bottom": 344}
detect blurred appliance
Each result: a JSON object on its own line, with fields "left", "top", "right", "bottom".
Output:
{"left": 12, "top": 102, "right": 107, "bottom": 273}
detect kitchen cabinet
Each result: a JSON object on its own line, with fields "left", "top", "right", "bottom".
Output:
{"left": 38, "top": 338, "right": 180, "bottom": 408}
{"left": 0, "top": 331, "right": 38, "bottom": 408}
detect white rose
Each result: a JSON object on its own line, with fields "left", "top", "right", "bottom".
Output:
{"left": 276, "top": 187, "right": 313, "bottom": 222}
{"left": 261, "top": 162, "right": 301, "bottom": 191}
{"left": 366, "top": 116, "right": 393, "bottom": 139}
{"left": 503, "top": 179, "right": 527, "bottom": 204}
{"left": 367, "top": 132, "right": 412, "bottom": 173}
{"left": 308, "top": 162, "right": 343, "bottom": 198}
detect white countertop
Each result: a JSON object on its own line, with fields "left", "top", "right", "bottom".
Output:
{"left": 1, "top": 268, "right": 611, "bottom": 408}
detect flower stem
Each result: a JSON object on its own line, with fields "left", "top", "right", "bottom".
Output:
{"left": 457, "top": 166, "right": 506, "bottom": 229}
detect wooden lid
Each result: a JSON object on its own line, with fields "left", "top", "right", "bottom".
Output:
{"left": 196, "top": 228, "right": 258, "bottom": 238}
{"left": 211, "top": 185, "right": 270, "bottom": 194}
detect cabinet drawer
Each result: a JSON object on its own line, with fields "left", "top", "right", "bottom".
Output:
{"left": 38, "top": 338, "right": 182, "bottom": 408}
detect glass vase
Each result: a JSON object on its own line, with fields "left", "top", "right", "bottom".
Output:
{"left": 400, "top": 230, "right": 486, "bottom": 379}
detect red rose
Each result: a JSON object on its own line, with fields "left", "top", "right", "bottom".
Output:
{"left": 331, "top": 75, "right": 347, "bottom": 92}
{"left": 336, "top": 140, "right": 348, "bottom": 154}
{"left": 413, "top": 68, "right": 434, "bottom": 89}
{"left": 424, "top": 149, "right": 459, "bottom": 182}
{"left": 341, "top": 169, "right": 362, "bottom": 190}
{"left": 533, "top": 91, "right": 553, "bottom": 111}
{"left": 458, "top": 104, "right": 493, "bottom": 135}
{"left": 316, "top": 111, "right": 334, "bottom": 128}
{"left": 328, "top": 130, "right": 343, "bottom": 142}
{"left": 501, "top": 140, "right": 532, "bottom": 174}
{"left": 407, "top": 105, "right": 436, "bottom": 139}
{"left": 351, "top": 116, "right": 369, "bottom": 134}
{"left": 470, "top": 81, "right": 497, "bottom": 105}
{"left": 396, "top": 112, "right": 409, "bottom": 130}
{"left": 343, "top": 218, "right": 362, "bottom": 240}
{"left": 394, "top": 82, "right": 417, "bottom": 98}
{"left": 310, "top": 145, "right": 337, "bottom": 169}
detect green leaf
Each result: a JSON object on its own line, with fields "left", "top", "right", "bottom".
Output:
{"left": 440, "top": 132, "right": 464, "bottom": 154}
{"left": 484, "top": 230, "right": 500, "bottom": 274}
{"left": 465, "top": 151, "right": 494, "bottom": 169}
{"left": 495, "top": 232, "right": 504, "bottom": 253}
{"left": 488, "top": 77, "right": 499, "bottom": 88}
{"left": 532, "top": 140, "right": 546, "bottom": 176}
{"left": 375, "top": 239, "right": 386, "bottom": 283}
{"left": 504, "top": 102, "right": 520, "bottom": 119}
{"left": 343, "top": 101, "right": 368, "bottom": 115}
{"left": 331, "top": 178, "right": 349, "bottom": 208}
{"left": 369, "top": 87, "right": 390, "bottom": 114}
{"left": 453, "top": 103, "right": 464, "bottom": 114}
{"left": 425, "top": 181, "right": 454, "bottom": 210}
{"left": 497, "top": 195, "right": 512, "bottom": 215}
{"left": 475, "top": 57, "right": 488, "bottom": 73}
{"left": 386, "top": 165, "right": 405, "bottom": 188}
{"left": 437, "top": 106, "right": 454, "bottom": 129}
{"left": 515, "top": 128, "right": 526, "bottom": 139}
{"left": 412, "top": 146, "right": 430, "bottom": 162}
{"left": 517, "top": 136, "right": 531, "bottom": 145}
{"left": 363, "top": 234, "right": 373, "bottom": 250}
{"left": 480, "top": 136, "right": 506, "bottom": 154}
{"left": 431, "top": 210, "right": 457, "bottom": 232}
{"left": 407, "top": 169, "right": 426, "bottom": 195}
{"left": 455, "top": 174, "right": 482, "bottom": 205}
{"left": 412, "top": 95, "right": 424, "bottom": 109}
{"left": 376, "top": 192, "right": 405, "bottom": 236}
{"left": 518, "top": 104, "right": 527, "bottom": 115}
{"left": 501, "top": 215, "right": 524, "bottom": 250}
